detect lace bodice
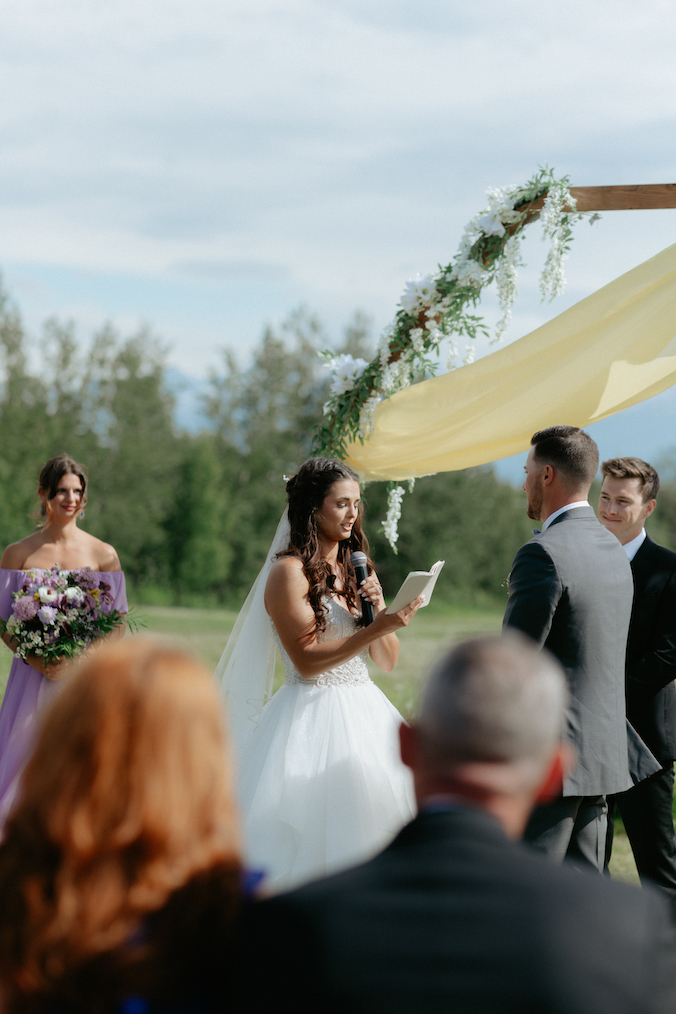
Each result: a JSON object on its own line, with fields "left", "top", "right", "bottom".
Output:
{"left": 273, "top": 596, "right": 372, "bottom": 687}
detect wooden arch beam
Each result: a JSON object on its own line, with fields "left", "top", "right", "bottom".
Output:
{"left": 519, "top": 183, "right": 676, "bottom": 216}
{"left": 571, "top": 184, "right": 676, "bottom": 211}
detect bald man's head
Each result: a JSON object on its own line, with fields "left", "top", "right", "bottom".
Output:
{"left": 417, "top": 633, "right": 568, "bottom": 789}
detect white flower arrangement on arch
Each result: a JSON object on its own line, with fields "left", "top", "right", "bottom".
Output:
{"left": 315, "top": 167, "right": 596, "bottom": 549}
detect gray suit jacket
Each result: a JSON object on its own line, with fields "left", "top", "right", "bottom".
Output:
{"left": 504, "top": 505, "right": 656, "bottom": 796}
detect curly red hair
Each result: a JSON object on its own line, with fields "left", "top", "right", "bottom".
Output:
{"left": 0, "top": 638, "right": 242, "bottom": 1013}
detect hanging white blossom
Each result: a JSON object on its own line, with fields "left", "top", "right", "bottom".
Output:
{"left": 358, "top": 391, "right": 383, "bottom": 439}
{"left": 382, "top": 485, "right": 406, "bottom": 550}
{"left": 539, "top": 180, "right": 578, "bottom": 301}
{"left": 494, "top": 234, "right": 525, "bottom": 343}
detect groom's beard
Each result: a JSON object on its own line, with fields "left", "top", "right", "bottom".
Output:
{"left": 526, "top": 487, "right": 543, "bottom": 522}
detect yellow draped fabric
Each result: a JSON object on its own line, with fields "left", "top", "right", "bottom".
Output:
{"left": 345, "top": 242, "right": 676, "bottom": 481}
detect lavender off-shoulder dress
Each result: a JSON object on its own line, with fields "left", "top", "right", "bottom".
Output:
{"left": 0, "top": 569, "right": 128, "bottom": 825}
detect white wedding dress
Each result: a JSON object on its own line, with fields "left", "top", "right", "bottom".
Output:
{"left": 237, "top": 595, "right": 415, "bottom": 893}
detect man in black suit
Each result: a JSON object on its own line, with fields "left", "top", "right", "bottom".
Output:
{"left": 239, "top": 635, "right": 676, "bottom": 1014}
{"left": 504, "top": 426, "right": 657, "bottom": 872}
{"left": 598, "top": 456, "right": 676, "bottom": 916}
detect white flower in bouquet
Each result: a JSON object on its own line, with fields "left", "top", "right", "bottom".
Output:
{"left": 65, "top": 586, "right": 85, "bottom": 604}
{"left": 328, "top": 354, "right": 369, "bottom": 396}
{"left": 400, "top": 274, "right": 437, "bottom": 312}
{"left": 37, "top": 587, "right": 58, "bottom": 604}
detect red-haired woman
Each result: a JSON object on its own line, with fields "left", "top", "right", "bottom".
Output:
{"left": 0, "top": 454, "right": 126, "bottom": 824}
{"left": 0, "top": 638, "right": 243, "bottom": 1014}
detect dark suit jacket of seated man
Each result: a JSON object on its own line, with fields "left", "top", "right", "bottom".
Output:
{"left": 236, "top": 636, "right": 676, "bottom": 1014}
{"left": 503, "top": 426, "right": 658, "bottom": 872}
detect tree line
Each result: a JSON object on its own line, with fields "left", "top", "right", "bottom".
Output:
{"left": 1, "top": 280, "right": 672, "bottom": 607}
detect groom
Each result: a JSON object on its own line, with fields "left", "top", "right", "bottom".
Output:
{"left": 503, "top": 425, "right": 658, "bottom": 871}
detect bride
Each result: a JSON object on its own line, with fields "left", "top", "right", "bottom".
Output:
{"left": 217, "top": 457, "right": 422, "bottom": 893}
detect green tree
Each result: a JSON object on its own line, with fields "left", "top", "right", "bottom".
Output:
{"left": 0, "top": 284, "right": 51, "bottom": 544}
{"left": 164, "top": 434, "right": 233, "bottom": 601}
{"left": 80, "top": 330, "right": 181, "bottom": 588}
{"left": 0, "top": 286, "right": 181, "bottom": 592}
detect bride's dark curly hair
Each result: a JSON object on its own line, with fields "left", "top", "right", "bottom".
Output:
{"left": 278, "top": 457, "right": 374, "bottom": 635}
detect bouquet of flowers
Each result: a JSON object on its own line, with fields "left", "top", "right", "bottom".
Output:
{"left": 1, "top": 566, "right": 130, "bottom": 666}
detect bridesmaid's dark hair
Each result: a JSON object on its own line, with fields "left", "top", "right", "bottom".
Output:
{"left": 38, "top": 454, "right": 88, "bottom": 521}
{"left": 279, "top": 457, "right": 374, "bottom": 635}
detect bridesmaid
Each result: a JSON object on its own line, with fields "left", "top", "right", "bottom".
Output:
{"left": 0, "top": 454, "right": 127, "bottom": 823}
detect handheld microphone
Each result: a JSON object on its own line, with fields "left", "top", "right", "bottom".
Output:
{"left": 350, "top": 551, "right": 375, "bottom": 626}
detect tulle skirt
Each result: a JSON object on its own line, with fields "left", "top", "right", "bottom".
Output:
{"left": 238, "top": 678, "right": 415, "bottom": 893}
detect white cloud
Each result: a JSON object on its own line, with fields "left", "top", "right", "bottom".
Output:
{"left": 0, "top": 0, "right": 675, "bottom": 375}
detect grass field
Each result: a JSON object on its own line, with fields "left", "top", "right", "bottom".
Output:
{"left": 0, "top": 601, "right": 641, "bottom": 886}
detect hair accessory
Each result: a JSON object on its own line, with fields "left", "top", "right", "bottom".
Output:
{"left": 283, "top": 475, "right": 291, "bottom": 482}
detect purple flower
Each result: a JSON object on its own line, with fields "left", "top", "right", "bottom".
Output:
{"left": 12, "top": 597, "right": 40, "bottom": 622}
{"left": 76, "top": 569, "right": 100, "bottom": 591}
{"left": 37, "top": 605, "right": 57, "bottom": 625}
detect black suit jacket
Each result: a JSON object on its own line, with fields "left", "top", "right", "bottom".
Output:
{"left": 627, "top": 533, "right": 676, "bottom": 764}
{"left": 237, "top": 809, "right": 676, "bottom": 1014}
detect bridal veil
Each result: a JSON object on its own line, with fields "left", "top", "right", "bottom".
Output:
{"left": 214, "top": 510, "right": 290, "bottom": 754}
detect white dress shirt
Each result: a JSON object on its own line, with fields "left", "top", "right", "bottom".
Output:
{"left": 541, "top": 500, "right": 590, "bottom": 533}
{"left": 622, "top": 527, "right": 646, "bottom": 562}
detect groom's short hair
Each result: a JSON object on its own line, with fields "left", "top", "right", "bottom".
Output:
{"left": 418, "top": 633, "right": 568, "bottom": 781}
{"left": 531, "top": 425, "right": 598, "bottom": 490}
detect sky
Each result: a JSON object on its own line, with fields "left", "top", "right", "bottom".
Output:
{"left": 2, "top": 0, "right": 676, "bottom": 478}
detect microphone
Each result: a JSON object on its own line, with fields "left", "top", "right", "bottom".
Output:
{"left": 350, "top": 551, "right": 375, "bottom": 626}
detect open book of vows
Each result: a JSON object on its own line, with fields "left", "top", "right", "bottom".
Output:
{"left": 385, "top": 560, "right": 445, "bottom": 614}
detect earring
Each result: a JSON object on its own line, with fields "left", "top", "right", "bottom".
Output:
{"left": 79, "top": 510, "right": 85, "bottom": 519}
